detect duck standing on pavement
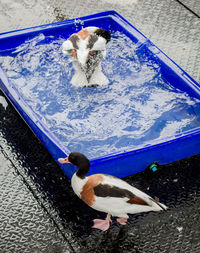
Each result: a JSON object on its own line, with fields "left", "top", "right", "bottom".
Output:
{"left": 59, "top": 152, "right": 167, "bottom": 231}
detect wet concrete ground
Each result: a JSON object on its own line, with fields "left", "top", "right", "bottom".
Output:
{"left": 0, "top": 0, "right": 200, "bottom": 252}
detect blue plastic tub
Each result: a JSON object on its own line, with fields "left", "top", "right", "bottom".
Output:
{"left": 0, "top": 11, "right": 200, "bottom": 179}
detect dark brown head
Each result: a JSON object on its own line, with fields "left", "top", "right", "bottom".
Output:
{"left": 59, "top": 152, "right": 90, "bottom": 179}
{"left": 94, "top": 28, "right": 111, "bottom": 43}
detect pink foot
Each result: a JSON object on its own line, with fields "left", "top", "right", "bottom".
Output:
{"left": 92, "top": 214, "right": 112, "bottom": 231}
{"left": 116, "top": 216, "right": 129, "bottom": 225}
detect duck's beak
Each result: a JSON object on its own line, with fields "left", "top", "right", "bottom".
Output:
{"left": 58, "top": 157, "right": 71, "bottom": 164}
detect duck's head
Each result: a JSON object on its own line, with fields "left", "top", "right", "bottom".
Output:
{"left": 62, "top": 27, "right": 111, "bottom": 79}
{"left": 58, "top": 152, "right": 90, "bottom": 179}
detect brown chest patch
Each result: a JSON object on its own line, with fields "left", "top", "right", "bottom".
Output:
{"left": 72, "top": 49, "right": 77, "bottom": 58}
{"left": 127, "top": 196, "right": 149, "bottom": 206}
{"left": 80, "top": 174, "right": 104, "bottom": 206}
{"left": 77, "top": 29, "right": 90, "bottom": 40}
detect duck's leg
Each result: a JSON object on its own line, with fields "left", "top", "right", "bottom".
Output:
{"left": 116, "top": 215, "right": 129, "bottom": 225}
{"left": 92, "top": 213, "right": 112, "bottom": 231}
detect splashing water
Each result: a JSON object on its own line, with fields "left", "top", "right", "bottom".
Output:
{"left": 74, "top": 19, "right": 85, "bottom": 31}
{"left": 0, "top": 31, "right": 200, "bottom": 158}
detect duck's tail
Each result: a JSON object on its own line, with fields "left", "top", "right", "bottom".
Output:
{"left": 151, "top": 197, "right": 168, "bottom": 211}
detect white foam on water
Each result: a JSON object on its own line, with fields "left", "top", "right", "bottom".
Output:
{"left": 0, "top": 31, "right": 200, "bottom": 158}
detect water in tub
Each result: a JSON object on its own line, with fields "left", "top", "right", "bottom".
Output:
{"left": 0, "top": 31, "right": 200, "bottom": 158}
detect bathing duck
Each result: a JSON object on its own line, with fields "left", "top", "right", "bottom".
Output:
{"left": 62, "top": 27, "right": 111, "bottom": 87}
{"left": 58, "top": 152, "right": 167, "bottom": 231}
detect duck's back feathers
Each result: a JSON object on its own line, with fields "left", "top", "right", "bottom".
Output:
{"left": 75, "top": 174, "right": 167, "bottom": 217}
{"left": 93, "top": 183, "right": 149, "bottom": 206}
